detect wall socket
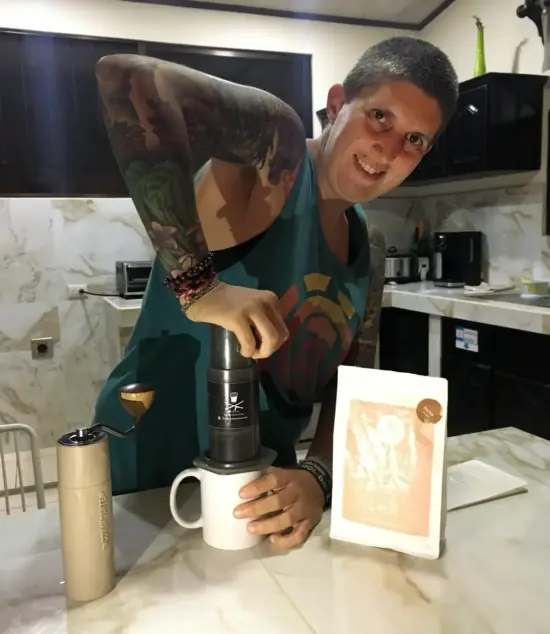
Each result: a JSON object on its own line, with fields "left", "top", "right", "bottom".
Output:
{"left": 31, "top": 337, "right": 54, "bottom": 359}
{"left": 67, "top": 284, "right": 88, "bottom": 300}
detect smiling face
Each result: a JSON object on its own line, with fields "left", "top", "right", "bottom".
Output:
{"left": 321, "top": 80, "right": 443, "bottom": 203}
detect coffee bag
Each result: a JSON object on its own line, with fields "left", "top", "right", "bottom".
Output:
{"left": 330, "top": 366, "right": 448, "bottom": 559}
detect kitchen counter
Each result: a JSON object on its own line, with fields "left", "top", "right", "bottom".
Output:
{"left": 104, "top": 296, "right": 143, "bottom": 329}
{"left": 384, "top": 282, "right": 550, "bottom": 335}
{"left": 105, "top": 283, "right": 550, "bottom": 335}
{"left": 2, "top": 427, "right": 550, "bottom": 634}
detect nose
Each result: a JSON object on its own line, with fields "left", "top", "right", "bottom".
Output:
{"left": 371, "top": 132, "right": 401, "bottom": 164}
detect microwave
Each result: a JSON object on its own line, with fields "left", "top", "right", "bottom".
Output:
{"left": 115, "top": 261, "right": 153, "bottom": 298}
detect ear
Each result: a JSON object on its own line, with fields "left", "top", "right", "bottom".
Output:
{"left": 326, "top": 84, "right": 345, "bottom": 123}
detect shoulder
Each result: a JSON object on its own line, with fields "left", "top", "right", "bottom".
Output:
{"left": 367, "top": 222, "right": 386, "bottom": 253}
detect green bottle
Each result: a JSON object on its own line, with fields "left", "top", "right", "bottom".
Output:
{"left": 473, "top": 15, "right": 486, "bottom": 77}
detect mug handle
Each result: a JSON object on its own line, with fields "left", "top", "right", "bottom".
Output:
{"left": 169, "top": 467, "right": 203, "bottom": 529}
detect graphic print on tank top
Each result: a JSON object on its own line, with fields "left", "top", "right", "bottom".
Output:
{"left": 258, "top": 271, "right": 360, "bottom": 407}
{"left": 248, "top": 151, "right": 371, "bottom": 412}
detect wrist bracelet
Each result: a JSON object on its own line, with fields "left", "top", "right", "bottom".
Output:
{"left": 178, "top": 276, "right": 220, "bottom": 311}
{"left": 164, "top": 253, "right": 218, "bottom": 311}
{"left": 164, "top": 252, "right": 215, "bottom": 289}
{"left": 298, "top": 455, "right": 333, "bottom": 511}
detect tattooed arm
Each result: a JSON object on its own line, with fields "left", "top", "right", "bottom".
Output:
{"left": 307, "top": 224, "right": 387, "bottom": 462}
{"left": 341, "top": 224, "right": 386, "bottom": 370}
{"left": 95, "top": 54, "right": 306, "bottom": 276}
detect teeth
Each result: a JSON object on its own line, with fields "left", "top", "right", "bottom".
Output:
{"left": 355, "top": 154, "right": 382, "bottom": 175}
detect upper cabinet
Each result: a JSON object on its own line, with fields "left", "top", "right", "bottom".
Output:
{"left": 406, "top": 73, "right": 548, "bottom": 184}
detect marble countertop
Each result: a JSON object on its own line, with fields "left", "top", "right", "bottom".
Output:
{"left": 384, "top": 282, "right": 550, "bottom": 335}
{"left": 2, "top": 427, "right": 550, "bottom": 634}
{"left": 105, "top": 284, "right": 550, "bottom": 335}
{"left": 104, "top": 296, "right": 143, "bottom": 312}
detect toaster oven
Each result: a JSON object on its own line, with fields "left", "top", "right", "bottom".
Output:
{"left": 115, "top": 261, "right": 153, "bottom": 298}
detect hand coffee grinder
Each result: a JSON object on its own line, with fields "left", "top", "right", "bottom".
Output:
{"left": 194, "top": 325, "right": 276, "bottom": 480}
{"left": 56, "top": 383, "right": 154, "bottom": 603}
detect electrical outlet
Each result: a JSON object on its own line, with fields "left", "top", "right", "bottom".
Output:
{"left": 67, "top": 284, "right": 88, "bottom": 300}
{"left": 31, "top": 337, "right": 54, "bottom": 359}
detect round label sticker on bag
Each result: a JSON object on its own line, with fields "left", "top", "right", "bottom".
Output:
{"left": 416, "top": 398, "right": 443, "bottom": 424}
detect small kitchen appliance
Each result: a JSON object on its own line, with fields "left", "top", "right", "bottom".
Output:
{"left": 115, "top": 260, "right": 153, "bottom": 298}
{"left": 385, "top": 247, "right": 421, "bottom": 284}
{"left": 432, "top": 231, "right": 483, "bottom": 288}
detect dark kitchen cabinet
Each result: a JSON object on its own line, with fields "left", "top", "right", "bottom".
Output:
{"left": 441, "top": 356, "right": 492, "bottom": 437}
{"left": 442, "top": 317, "right": 550, "bottom": 440}
{"left": 406, "top": 73, "right": 547, "bottom": 183}
{"left": 379, "top": 308, "right": 429, "bottom": 376}
{"left": 491, "top": 324, "right": 550, "bottom": 440}
{"left": 440, "top": 318, "right": 494, "bottom": 437}
{"left": 0, "top": 31, "right": 138, "bottom": 196}
{"left": 446, "top": 83, "right": 488, "bottom": 175}
{"left": 407, "top": 134, "right": 447, "bottom": 182}
{"left": 382, "top": 310, "right": 550, "bottom": 440}
{"left": 492, "top": 371, "right": 550, "bottom": 440}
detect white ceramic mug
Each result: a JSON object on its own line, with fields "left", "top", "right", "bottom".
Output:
{"left": 169, "top": 467, "right": 263, "bottom": 550}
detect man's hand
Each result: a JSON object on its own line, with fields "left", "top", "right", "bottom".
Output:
{"left": 185, "top": 282, "right": 288, "bottom": 359}
{"left": 234, "top": 467, "right": 324, "bottom": 549}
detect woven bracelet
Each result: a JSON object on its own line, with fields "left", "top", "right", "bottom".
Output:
{"left": 164, "top": 252, "right": 219, "bottom": 310}
{"left": 298, "top": 455, "right": 333, "bottom": 511}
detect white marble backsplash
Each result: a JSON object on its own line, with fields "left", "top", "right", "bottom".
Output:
{"left": 0, "top": 198, "right": 154, "bottom": 453}
{"left": 362, "top": 197, "right": 420, "bottom": 251}
{"left": 418, "top": 183, "right": 550, "bottom": 285}
{"left": 373, "top": 183, "right": 550, "bottom": 286}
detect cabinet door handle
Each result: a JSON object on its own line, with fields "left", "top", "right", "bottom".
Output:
{"left": 475, "top": 363, "right": 491, "bottom": 371}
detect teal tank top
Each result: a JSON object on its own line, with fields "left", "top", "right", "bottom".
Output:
{"left": 94, "top": 150, "right": 371, "bottom": 494}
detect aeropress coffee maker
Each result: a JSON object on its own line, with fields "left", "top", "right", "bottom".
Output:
{"left": 169, "top": 325, "right": 277, "bottom": 550}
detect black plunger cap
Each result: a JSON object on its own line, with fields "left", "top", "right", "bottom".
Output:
{"left": 210, "top": 325, "right": 255, "bottom": 371}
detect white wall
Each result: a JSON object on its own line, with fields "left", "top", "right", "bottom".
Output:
{"left": 421, "top": 0, "right": 545, "bottom": 81}
{"left": 0, "top": 0, "right": 405, "bottom": 135}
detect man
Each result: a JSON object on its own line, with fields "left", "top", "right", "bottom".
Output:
{"left": 94, "top": 36, "right": 458, "bottom": 549}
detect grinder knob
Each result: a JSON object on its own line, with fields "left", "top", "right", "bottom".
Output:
{"left": 118, "top": 383, "right": 155, "bottom": 421}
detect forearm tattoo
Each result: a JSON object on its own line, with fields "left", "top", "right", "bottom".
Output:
{"left": 95, "top": 55, "right": 305, "bottom": 276}
{"left": 347, "top": 224, "right": 386, "bottom": 369}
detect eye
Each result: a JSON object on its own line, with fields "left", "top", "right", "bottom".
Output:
{"left": 406, "top": 133, "right": 426, "bottom": 151}
{"left": 372, "top": 109, "right": 386, "bottom": 123}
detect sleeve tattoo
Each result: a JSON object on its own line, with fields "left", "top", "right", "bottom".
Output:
{"left": 95, "top": 54, "right": 306, "bottom": 276}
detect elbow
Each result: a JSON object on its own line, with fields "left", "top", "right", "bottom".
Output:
{"left": 95, "top": 54, "right": 128, "bottom": 96}
{"left": 95, "top": 53, "right": 131, "bottom": 78}
{"left": 95, "top": 54, "right": 155, "bottom": 95}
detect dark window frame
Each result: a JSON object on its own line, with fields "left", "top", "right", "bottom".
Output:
{"left": 0, "top": 27, "right": 313, "bottom": 197}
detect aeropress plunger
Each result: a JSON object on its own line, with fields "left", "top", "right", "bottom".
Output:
{"left": 193, "top": 325, "right": 276, "bottom": 474}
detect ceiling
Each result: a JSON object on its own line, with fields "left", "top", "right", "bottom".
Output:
{"left": 128, "top": 0, "right": 457, "bottom": 29}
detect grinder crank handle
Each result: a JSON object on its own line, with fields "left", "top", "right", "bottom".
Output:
{"left": 93, "top": 383, "right": 155, "bottom": 438}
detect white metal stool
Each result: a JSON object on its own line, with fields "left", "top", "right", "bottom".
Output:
{"left": 0, "top": 423, "right": 46, "bottom": 515}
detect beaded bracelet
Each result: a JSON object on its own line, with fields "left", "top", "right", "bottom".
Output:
{"left": 164, "top": 252, "right": 219, "bottom": 311}
{"left": 298, "top": 455, "right": 333, "bottom": 511}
